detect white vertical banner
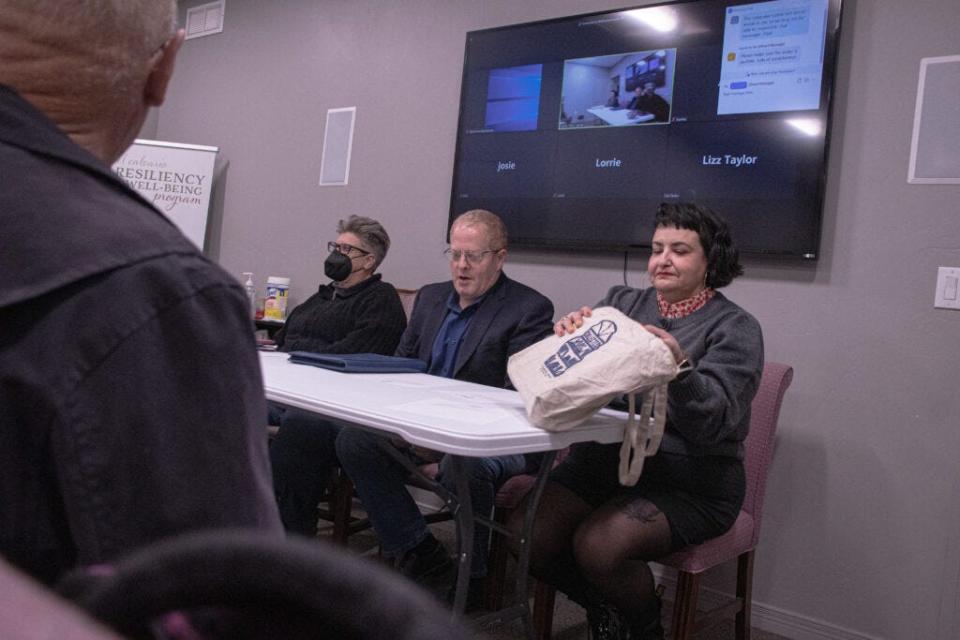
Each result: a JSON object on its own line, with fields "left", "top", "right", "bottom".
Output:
{"left": 112, "top": 139, "right": 219, "bottom": 249}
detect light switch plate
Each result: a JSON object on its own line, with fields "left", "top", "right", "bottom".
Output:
{"left": 934, "top": 266, "right": 960, "bottom": 309}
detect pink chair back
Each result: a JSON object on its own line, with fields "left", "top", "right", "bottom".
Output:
{"left": 658, "top": 361, "right": 793, "bottom": 573}
{"left": 395, "top": 288, "right": 419, "bottom": 322}
{"left": 740, "top": 362, "right": 793, "bottom": 546}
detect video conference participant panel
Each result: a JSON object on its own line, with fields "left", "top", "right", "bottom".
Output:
{"left": 661, "top": 119, "right": 823, "bottom": 200}
{"left": 454, "top": 132, "right": 557, "bottom": 200}
{"left": 558, "top": 48, "right": 678, "bottom": 129}
{"left": 553, "top": 126, "right": 670, "bottom": 200}
{"left": 459, "top": 61, "right": 565, "bottom": 135}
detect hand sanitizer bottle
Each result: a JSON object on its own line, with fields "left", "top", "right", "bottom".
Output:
{"left": 242, "top": 272, "right": 256, "bottom": 318}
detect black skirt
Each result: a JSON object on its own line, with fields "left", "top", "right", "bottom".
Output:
{"left": 549, "top": 442, "right": 745, "bottom": 551}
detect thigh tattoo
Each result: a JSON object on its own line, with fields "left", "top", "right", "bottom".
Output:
{"left": 614, "top": 495, "right": 663, "bottom": 524}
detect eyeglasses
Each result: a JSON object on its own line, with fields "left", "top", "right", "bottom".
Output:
{"left": 327, "top": 242, "right": 370, "bottom": 256}
{"left": 443, "top": 248, "right": 501, "bottom": 265}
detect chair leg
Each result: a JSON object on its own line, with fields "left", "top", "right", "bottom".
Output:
{"left": 331, "top": 471, "right": 354, "bottom": 545}
{"left": 735, "top": 550, "right": 754, "bottom": 640}
{"left": 532, "top": 578, "right": 556, "bottom": 640}
{"left": 671, "top": 570, "right": 700, "bottom": 640}
{"left": 486, "top": 507, "right": 510, "bottom": 611}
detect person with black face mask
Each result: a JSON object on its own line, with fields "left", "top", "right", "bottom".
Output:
{"left": 268, "top": 215, "right": 408, "bottom": 536}
{"left": 323, "top": 248, "right": 354, "bottom": 282}
{"left": 271, "top": 216, "right": 406, "bottom": 354}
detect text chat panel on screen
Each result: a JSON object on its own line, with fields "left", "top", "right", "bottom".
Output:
{"left": 717, "top": 0, "right": 829, "bottom": 115}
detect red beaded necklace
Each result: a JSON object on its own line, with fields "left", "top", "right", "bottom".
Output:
{"left": 656, "top": 288, "right": 716, "bottom": 319}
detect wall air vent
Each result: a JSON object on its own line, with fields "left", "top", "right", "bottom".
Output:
{"left": 185, "top": 1, "right": 225, "bottom": 40}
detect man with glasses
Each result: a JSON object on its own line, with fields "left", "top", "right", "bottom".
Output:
{"left": 269, "top": 215, "right": 407, "bottom": 536}
{"left": 336, "top": 209, "right": 554, "bottom": 607}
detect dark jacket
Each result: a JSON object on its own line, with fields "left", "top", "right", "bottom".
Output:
{"left": 0, "top": 84, "right": 281, "bottom": 584}
{"left": 627, "top": 91, "right": 671, "bottom": 122}
{"left": 274, "top": 274, "right": 406, "bottom": 354}
{"left": 396, "top": 272, "right": 554, "bottom": 388}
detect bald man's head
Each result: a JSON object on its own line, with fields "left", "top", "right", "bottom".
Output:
{"left": 0, "top": 0, "right": 181, "bottom": 163}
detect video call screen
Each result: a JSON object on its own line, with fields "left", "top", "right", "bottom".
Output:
{"left": 449, "top": 0, "right": 844, "bottom": 258}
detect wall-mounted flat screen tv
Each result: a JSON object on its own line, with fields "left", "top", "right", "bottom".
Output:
{"left": 449, "top": 0, "right": 844, "bottom": 258}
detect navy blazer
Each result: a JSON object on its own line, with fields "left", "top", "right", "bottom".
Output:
{"left": 396, "top": 272, "right": 554, "bottom": 389}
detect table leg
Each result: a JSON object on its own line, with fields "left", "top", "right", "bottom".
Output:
{"left": 447, "top": 455, "right": 473, "bottom": 618}
{"left": 515, "top": 449, "right": 555, "bottom": 639}
{"left": 472, "top": 449, "right": 557, "bottom": 640}
{"left": 375, "top": 439, "right": 558, "bottom": 635}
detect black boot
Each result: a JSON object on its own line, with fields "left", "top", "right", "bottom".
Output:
{"left": 587, "top": 599, "right": 664, "bottom": 640}
{"left": 587, "top": 603, "right": 630, "bottom": 640}
{"left": 628, "top": 595, "right": 665, "bottom": 640}
{"left": 394, "top": 534, "right": 453, "bottom": 583}
{"left": 630, "top": 610, "right": 665, "bottom": 640}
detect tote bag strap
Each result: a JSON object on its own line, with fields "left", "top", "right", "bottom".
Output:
{"left": 618, "top": 384, "right": 668, "bottom": 486}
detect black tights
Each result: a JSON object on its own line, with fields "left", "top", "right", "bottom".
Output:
{"left": 509, "top": 481, "right": 674, "bottom": 628}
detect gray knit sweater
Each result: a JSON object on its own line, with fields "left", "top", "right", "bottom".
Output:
{"left": 598, "top": 286, "right": 764, "bottom": 459}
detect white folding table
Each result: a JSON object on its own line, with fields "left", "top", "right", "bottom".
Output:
{"left": 587, "top": 105, "right": 656, "bottom": 125}
{"left": 260, "top": 351, "right": 626, "bottom": 636}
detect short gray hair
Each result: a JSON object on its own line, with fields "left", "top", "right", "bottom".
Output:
{"left": 0, "top": 0, "right": 177, "bottom": 98}
{"left": 338, "top": 215, "right": 391, "bottom": 270}
{"left": 451, "top": 209, "right": 508, "bottom": 251}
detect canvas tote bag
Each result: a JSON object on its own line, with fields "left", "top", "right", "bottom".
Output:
{"left": 507, "top": 307, "right": 678, "bottom": 485}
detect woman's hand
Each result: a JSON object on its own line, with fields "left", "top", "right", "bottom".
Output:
{"left": 554, "top": 306, "right": 593, "bottom": 336}
{"left": 643, "top": 324, "right": 685, "bottom": 364}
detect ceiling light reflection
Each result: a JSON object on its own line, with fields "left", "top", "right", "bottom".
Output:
{"left": 626, "top": 7, "right": 678, "bottom": 32}
{"left": 786, "top": 118, "right": 822, "bottom": 136}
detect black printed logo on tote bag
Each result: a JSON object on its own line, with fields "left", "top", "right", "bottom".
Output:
{"left": 543, "top": 320, "right": 618, "bottom": 377}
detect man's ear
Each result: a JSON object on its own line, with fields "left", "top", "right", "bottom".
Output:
{"left": 494, "top": 248, "right": 507, "bottom": 272}
{"left": 144, "top": 28, "right": 185, "bottom": 107}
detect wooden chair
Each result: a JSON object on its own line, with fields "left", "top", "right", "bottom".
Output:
{"left": 531, "top": 362, "right": 794, "bottom": 639}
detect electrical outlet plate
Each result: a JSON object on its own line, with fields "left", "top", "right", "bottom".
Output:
{"left": 934, "top": 267, "right": 960, "bottom": 309}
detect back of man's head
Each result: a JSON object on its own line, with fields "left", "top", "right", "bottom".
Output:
{"left": 0, "top": 0, "right": 179, "bottom": 162}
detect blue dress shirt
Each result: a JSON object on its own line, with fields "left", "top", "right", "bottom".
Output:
{"left": 427, "top": 291, "right": 484, "bottom": 378}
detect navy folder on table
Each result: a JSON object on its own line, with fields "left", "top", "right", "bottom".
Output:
{"left": 287, "top": 352, "right": 428, "bottom": 374}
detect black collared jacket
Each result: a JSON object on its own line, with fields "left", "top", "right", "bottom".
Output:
{"left": 0, "top": 85, "right": 282, "bottom": 584}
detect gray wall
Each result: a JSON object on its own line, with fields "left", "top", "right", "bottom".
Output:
{"left": 162, "top": 1, "right": 960, "bottom": 638}
{"left": 138, "top": 107, "right": 160, "bottom": 140}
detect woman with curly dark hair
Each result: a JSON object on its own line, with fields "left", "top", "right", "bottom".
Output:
{"left": 512, "top": 203, "right": 764, "bottom": 639}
